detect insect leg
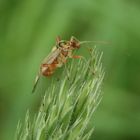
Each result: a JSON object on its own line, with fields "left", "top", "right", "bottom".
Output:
{"left": 71, "top": 53, "right": 95, "bottom": 75}
{"left": 67, "top": 50, "right": 82, "bottom": 59}
{"left": 71, "top": 55, "right": 82, "bottom": 59}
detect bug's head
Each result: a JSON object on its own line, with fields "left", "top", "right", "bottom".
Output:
{"left": 69, "top": 36, "right": 80, "bottom": 49}
{"left": 56, "top": 36, "right": 68, "bottom": 48}
{"left": 56, "top": 36, "right": 80, "bottom": 50}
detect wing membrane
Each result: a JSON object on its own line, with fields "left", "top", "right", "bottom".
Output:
{"left": 32, "top": 47, "right": 61, "bottom": 93}
{"left": 42, "top": 47, "right": 61, "bottom": 64}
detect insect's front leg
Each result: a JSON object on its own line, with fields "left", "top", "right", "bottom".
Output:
{"left": 67, "top": 50, "right": 82, "bottom": 59}
{"left": 57, "top": 53, "right": 67, "bottom": 67}
{"left": 69, "top": 53, "right": 83, "bottom": 59}
{"left": 71, "top": 55, "right": 83, "bottom": 59}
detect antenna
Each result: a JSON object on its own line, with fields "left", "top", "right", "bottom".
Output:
{"left": 70, "top": 36, "right": 110, "bottom": 45}
{"left": 79, "top": 40, "right": 110, "bottom": 45}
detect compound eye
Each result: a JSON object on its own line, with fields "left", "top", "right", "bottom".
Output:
{"left": 59, "top": 41, "right": 67, "bottom": 47}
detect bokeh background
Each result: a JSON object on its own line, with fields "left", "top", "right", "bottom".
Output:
{"left": 0, "top": 0, "right": 140, "bottom": 140}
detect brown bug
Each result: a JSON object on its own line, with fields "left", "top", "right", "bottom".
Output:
{"left": 32, "top": 36, "right": 82, "bottom": 92}
{"left": 32, "top": 36, "right": 108, "bottom": 92}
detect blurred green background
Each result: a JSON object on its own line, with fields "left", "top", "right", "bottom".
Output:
{"left": 0, "top": 0, "right": 140, "bottom": 140}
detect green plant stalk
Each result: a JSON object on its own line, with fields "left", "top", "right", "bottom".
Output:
{"left": 15, "top": 48, "right": 104, "bottom": 140}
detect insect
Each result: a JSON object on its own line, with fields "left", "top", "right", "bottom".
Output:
{"left": 32, "top": 36, "right": 82, "bottom": 92}
{"left": 32, "top": 36, "right": 108, "bottom": 93}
